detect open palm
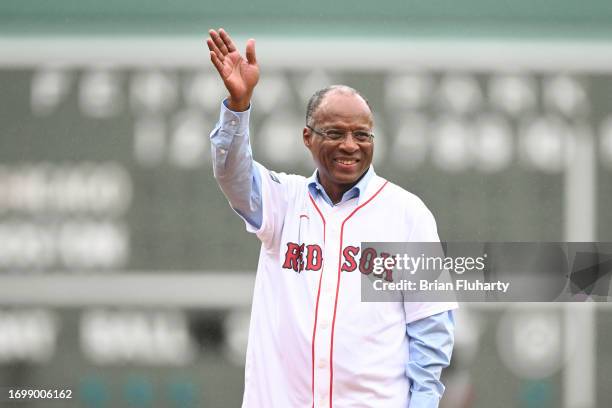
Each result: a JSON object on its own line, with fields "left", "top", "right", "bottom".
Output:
{"left": 207, "top": 29, "right": 259, "bottom": 110}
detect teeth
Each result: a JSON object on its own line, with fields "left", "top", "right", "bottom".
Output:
{"left": 337, "top": 159, "right": 356, "bottom": 165}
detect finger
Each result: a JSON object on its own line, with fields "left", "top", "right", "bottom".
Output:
{"left": 245, "top": 39, "right": 257, "bottom": 65}
{"left": 209, "top": 52, "right": 225, "bottom": 75}
{"left": 206, "top": 37, "right": 224, "bottom": 61}
{"left": 210, "top": 28, "right": 229, "bottom": 55}
{"left": 218, "top": 28, "right": 237, "bottom": 53}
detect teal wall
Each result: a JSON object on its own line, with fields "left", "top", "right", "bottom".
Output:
{"left": 2, "top": 0, "right": 612, "bottom": 37}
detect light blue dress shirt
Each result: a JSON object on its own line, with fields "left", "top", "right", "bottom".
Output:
{"left": 210, "top": 100, "right": 455, "bottom": 408}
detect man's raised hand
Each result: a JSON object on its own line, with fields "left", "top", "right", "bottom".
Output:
{"left": 207, "top": 28, "right": 259, "bottom": 112}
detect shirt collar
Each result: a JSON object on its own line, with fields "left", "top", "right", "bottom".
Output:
{"left": 307, "top": 166, "right": 376, "bottom": 207}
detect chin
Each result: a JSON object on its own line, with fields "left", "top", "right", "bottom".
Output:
{"left": 333, "top": 171, "right": 363, "bottom": 185}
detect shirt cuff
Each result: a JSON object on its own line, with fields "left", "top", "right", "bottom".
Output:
{"left": 219, "top": 98, "right": 251, "bottom": 135}
{"left": 408, "top": 390, "right": 442, "bottom": 408}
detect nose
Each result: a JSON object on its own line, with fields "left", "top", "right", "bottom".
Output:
{"left": 338, "top": 132, "right": 360, "bottom": 152}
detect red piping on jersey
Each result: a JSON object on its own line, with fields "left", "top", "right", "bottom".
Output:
{"left": 329, "top": 181, "right": 388, "bottom": 408}
{"left": 308, "top": 193, "right": 326, "bottom": 408}
{"left": 308, "top": 194, "right": 325, "bottom": 242}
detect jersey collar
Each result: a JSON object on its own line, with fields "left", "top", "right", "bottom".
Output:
{"left": 307, "top": 166, "right": 376, "bottom": 207}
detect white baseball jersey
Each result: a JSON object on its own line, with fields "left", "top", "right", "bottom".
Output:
{"left": 242, "top": 162, "right": 457, "bottom": 408}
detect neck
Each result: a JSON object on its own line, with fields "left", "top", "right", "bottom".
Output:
{"left": 322, "top": 182, "right": 352, "bottom": 205}
{"left": 317, "top": 169, "right": 369, "bottom": 205}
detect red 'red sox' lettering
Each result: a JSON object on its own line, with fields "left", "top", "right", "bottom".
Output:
{"left": 359, "top": 247, "right": 377, "bottom": 274}
{"left": 305, "top": 244, "right": 323, "bottom": 271}
{"left": 282, "top": 242, "right": 305, "bottom": 272}
{"left": 377, "top": 252, "right": 395, "bottom": 282}
{"left": 282, "top": 243, "right": 394, "bottom": 281}
{"left": 341, "top": 246, "right": 359, "bottom": 272}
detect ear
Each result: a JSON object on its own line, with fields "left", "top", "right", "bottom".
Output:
{"left": 303, "top": 126, "right": 312, "bottom": 148}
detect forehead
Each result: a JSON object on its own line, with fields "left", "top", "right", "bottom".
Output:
{"left": 313, "top": 91, "right": 373, "bottom": 126}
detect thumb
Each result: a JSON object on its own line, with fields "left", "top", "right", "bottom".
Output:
{"left": 245, "top": 39, "right": 257, "bottom": 65}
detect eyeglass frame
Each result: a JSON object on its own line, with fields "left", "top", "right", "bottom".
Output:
{"left": 306, "top": 125, "right": 375, "bottom": 143}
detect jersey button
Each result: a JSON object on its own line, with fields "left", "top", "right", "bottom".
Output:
{"left": 320, "top": 321, "right": 329, "bottom": 330}
{"left": 317, "top": 359, "right": 326, "bottom": 369}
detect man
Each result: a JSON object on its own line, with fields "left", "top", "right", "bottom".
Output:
{"left": 206, "top": 28, "right": 457, "bottom": 408}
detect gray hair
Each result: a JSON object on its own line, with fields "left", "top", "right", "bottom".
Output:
{"left": 305, "top": 85, "right": 372, "bottom": 126}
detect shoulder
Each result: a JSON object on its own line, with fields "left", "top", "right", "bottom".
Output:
{"left": 377, "top": 178, "right": 440, "bottom": 240}
{"left": 378, "top": 177, "right": 434, "bottom": 218}
{"left": 367, "top": 175, "right": 440, "bottom": 240}
{"left": 254, "top": 162, "right": 309, "bottom": 193}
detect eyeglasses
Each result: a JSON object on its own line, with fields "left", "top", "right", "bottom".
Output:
{"left": 306, "top": 125, "right": 374, "bottom": 143}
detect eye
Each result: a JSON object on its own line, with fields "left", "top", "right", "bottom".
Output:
{"left": 325, "top": 130, "right": 345, "bottom": 140}
{"left": 353, "top": 131, "right": 372, "bottom": 141}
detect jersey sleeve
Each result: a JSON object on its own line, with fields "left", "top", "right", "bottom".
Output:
{"left": 406, "top": 200, "right": 441, "bottom": 243}
{"left": 245, "top": 161, "right": 295, "bottom": 251}
{"left": 404, "top": 197, "right": 458, "bottom": 323}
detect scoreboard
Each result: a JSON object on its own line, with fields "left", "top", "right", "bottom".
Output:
{"left": 0, "top": 36, "right": 611, "bottom": 407}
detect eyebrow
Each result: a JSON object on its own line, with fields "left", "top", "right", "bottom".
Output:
{"left": 319, "top": 126, "right": 373, "bottom": 131}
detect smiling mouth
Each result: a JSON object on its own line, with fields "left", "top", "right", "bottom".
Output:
{"left": 335, "top": 158, "right": 359, "bottom": 165}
